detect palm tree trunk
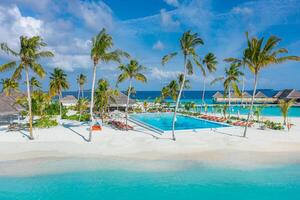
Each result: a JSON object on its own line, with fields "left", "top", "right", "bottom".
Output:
{"left": 77, "top": 83, "right": 80, "bottom": 100}
{"left": 59, "top": 91, "right": 62, "bottom": 120}
{"left": 200, "top": 77, "right": 206, "bottom": 114}
{"left": 228, "top": 85, "right": 231, "bottom": 118}
{"left": 25, "top": 66, "right": 33, "bottom": 140}
{"left": 171, "top": 56, "right": 187, "bottom": 141}
{"left": 125, "top": 79, "right": 132, "bottom": 131}
{"left": 243, "top": 73, "right": 258, "bottom": 137}
{"left": 81, "top": 85, "right": 84, "bottom": 98}
{"left": 89, "top": 64, "right": 97, "bottom": 142}
{"left": 241, "top": 66, "right": 246, "bottom": 107}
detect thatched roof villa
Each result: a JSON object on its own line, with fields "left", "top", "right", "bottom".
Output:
{"left": 0, "top": 92, "right": 25, "bottom": 126}
{"left": 60, "top": 95, "right": 78, "bottom": 107}
{"left": 108, "top": 92, "right": 136, "bottom": 111}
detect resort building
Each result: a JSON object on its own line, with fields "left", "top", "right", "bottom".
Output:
{"left": 212, "top": 91, "right": 277, "bottom": 104}
{"left": 108, "top": 92, "right": 136, "bottom": 111}
{"left": 60, "top": 95, "right": 78, "bottom": 107}
{"left": 273, "top": 89, "right": 300, "bottom": 104}
{"left": 0, "top": 92, "right": 25, "bottom": 126}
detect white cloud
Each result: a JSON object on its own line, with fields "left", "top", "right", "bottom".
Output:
{"left": 70, "top": 1, "right": 115, "bottom": 31}
{"left": 160, "top": 9, "right": 180, "bottom": 30}
{"left": 150, "top": 67, "right": 180, "bottom": 80}
{"left": 50, "top": 54, "right": 91, "bottom": 72}
{"left": 0, "top": 5, "right": 43, "bottom": 48}
{"left": 232, "top": 7, "right": 253, "bottom": 15}
{"left": 152, "top": 40, "right": 165, "bottom": 50}
{"left": 164, "top": 0, "right": 179, "bottom": 7}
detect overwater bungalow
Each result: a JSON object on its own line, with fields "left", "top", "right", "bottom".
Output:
{"left": 212, "top": 91, "right": 277, "bottom": 104}
{"left": 274, "top": 89, "right": 300, "bottom": 104}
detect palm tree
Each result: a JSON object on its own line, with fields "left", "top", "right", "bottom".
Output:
{"left": 1, "top": 78, "right": 19, "bottom": 96}
{"left": 29, "top": 77, "right": 41, "bottom": 91}
{"left": 161, "top": 74, "right": 190, "bottom": 102}
{"left": 162, "top": 31, "right": 204, "bottom": 140}
{"left": 211, "top": 63, "right": 243, "bottom": 118}
{"left": 94, "top": 79, "right": 118, "bottom": 122}
{"left": 196, "top": 53, "right": 217, "bottom": 113}
{"left": 0, "top": 36, "right": 54, "bottom": 139}
{"left": 89, "top": 28, "right": 129, "bottom": 142}
{"left": 227, "top": 32, "right": 300, "bottom": 137}
{"left": 76, "top": 98, "right": 89, "bottom": 121}
{"left": 49, "top": 68, "right": 69, "bottom": 120}
{"left": 117, "top": 60, "right": 147, "bottom": 130}
{"left": 279, "top": 99, "right": 295, "bottom": 125}
{"left": 76, "top": 74, "right": 87, "bottom": 99}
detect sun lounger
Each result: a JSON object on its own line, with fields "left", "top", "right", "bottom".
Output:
{"left": 111, "top": 120, "right": 133, "bottom": 130}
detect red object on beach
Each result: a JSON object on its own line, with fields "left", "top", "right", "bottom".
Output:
{"left": 92, "top": 125, "right": 102, "bottom": 131}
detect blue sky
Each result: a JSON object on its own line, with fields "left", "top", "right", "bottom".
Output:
{"left": 0, "top": 0, "right": 300, "bottom": 91}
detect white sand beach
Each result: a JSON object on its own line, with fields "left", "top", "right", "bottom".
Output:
{"left": 1, "top": 116, "right": 300, "bottom": 172}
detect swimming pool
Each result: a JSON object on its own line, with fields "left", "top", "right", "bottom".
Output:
{"left": 130, "top": 112, "right": 230, "bottom": 132}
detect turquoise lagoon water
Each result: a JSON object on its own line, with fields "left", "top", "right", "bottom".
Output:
{"left": 130, "top": 112, "right": 230, "bottom": 132}
{"left": 1, "top": 160, "right": 300, "bottom": 200}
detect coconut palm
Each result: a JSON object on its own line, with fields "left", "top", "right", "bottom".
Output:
{"left": 211, "top": 63, "right": 243, "bottom": 118}
{"left": 76, "top": 98, "right": 89, "bottom": 121}
{"left": 89, "top": 28, "right": 129, "bottom": 142}
{"left": 196, "top": 53, "right": 217, "bottom": 113}
{"left": 279, "top": 99, "right": 295, "bottom": 125}
{"left": 31, "top": 90, "right": 51, "bottom": 117}
{"left": 126, "top": 86, "right": 136, "bottom": 97}
{"left": 0, "top": 36, "right": 54, "bottom": 139}
{"left": 94, "top": 79, "right": 118, "bottom": 122}
{"left": 76, "top": 73, "right": 87, "bottom": 99}
{"left": 29, "top": 77, "right": 41, "bottom": 91}
{"left": 49, "top": 68, "right": 69, "bottom": 120}
{"left": 117, "top": 60, "right": 147, "bottom": 130}
{"left": 162, "top": 31, "right": 204, "bottom": 140}
{"left": 227, "top": 32, "right": 300, "bottom": 137}
{"left": 162, "top": 74, "right": 190, "bottom": 102}
{"left": 1, "top": 78, "right": 19, "bottom": 96}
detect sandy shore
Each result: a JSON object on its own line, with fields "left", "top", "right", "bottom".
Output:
{"left": 1, "top": 116, "right": 300, "bottom": 172}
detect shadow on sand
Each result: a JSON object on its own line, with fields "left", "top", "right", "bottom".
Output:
{"left": 62, "top": 122, "right": 89, "bottom": 142}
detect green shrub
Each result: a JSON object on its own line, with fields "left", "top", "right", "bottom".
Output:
{"left": 33, "top": 117, "right": 58, "bottom": 128}
{"left": 264, "top": 120, "right": 284, "bottom": 130}
{"left": 63, "top": 113, "right": 90, "bottom": 122}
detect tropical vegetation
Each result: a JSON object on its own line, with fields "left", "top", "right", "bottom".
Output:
{"left": 0, "top": 36, "right": 54, "bottom": 139}
{"left": 117, "top": 59, "right": 147, "bottom": 130}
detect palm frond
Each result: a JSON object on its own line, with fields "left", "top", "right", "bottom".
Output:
{"left": 0, "top": 61, "right": 17, "bottom": 72}
{"left": 162, "top": 52, "right": 177, "bottom": 65}
{"left": 210, "top": 77, "right": 224, "bottom": 85}
{"left": 31, "top": 63, "right": 46, "bottom": 78}
{"left": 35, "top": 51, "right": 54, "bottom": 59}
{"left": 0, "top": 43, "right": 18, "bottom": 56}
{"left": 186, "top": 59, "right": 193, "bottom": 75}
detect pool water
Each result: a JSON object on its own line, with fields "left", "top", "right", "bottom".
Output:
{"left": 130, "top": 112, "right": 230, "bottom": 132}
{"left": 1, "top": 160, "right": 300, "bottom": 200}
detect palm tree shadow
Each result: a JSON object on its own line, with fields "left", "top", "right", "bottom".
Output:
{"left": 131, "top": 126, "right": 173, "bottom": 140}
{"left": 18, "top": 129, "right": 32, "bottom": 140}
{"left": 212, "top": 128, "right": 244, "bottom": 138}
{"left": 62, "top": 122, "right": 89, "bottom": 142}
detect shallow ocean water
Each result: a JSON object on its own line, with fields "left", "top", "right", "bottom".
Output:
{"left": 0, "top": 159, "right": 300, "bottom": 200}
